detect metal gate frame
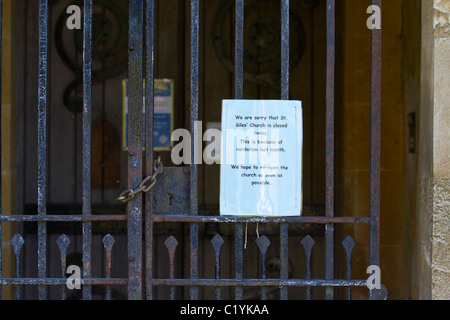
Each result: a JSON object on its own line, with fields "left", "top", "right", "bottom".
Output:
{"left": 0, "top": 0, "right": 387, "bottom": 300}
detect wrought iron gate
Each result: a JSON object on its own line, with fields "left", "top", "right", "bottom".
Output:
{"left": 0, "top": 0, "right": 387, "bottom": 300}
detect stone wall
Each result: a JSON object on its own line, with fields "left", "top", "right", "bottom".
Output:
{"left": 415, "top": 0, "right": 450, "bottom": 300}
{"left": 430, "top": 0, "right": 450, "bottom": 301}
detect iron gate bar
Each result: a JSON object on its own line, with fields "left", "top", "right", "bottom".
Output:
{"left": 325, "top": 0, "right": 335, "bottom": 301}
{"left": 234, "top": 0, "right": 244, "bottom": 301}
{"left": 0, "top": 278, "right": 127, "bottom": 285}
{"left": 37, "top": 0, "right": 49, "bottom": 301}
{"left": 0, "top": 0, "right": 3, "bottom": 301}
{"left": 152, "top": 279, "right": 369, "bottom": 287}
{"left": 128, "top": 0, "right": 144, "bottom": 300}
{"left": 256, "top": 236, "right": 270, "bottom": 300}
{"left": 102, "top": 234, "right": 116, "bottom": 300}
{"left": 0, "top": 0, "right": 384, "bottom": 301}
{"left": 369, "top": 0, "right": 382, "bottom": 270}
{"left": 145, "top": 0, "right": 155, "bottom": 301}
{"left": 152, "top": 215, "right": 370, "bottom": 224}
{"left": 82, "top": 0, "right": 93, "bottom": 301}
{"left": 164, "top": 236, "right": 178, "bottom": 300}
{"left": 11, "top": 234, "right": 24, "bottom": 299}
{"left": 211, "top": 234, "right": 224, "bottom": 300}
{"left": 0, "top": 215, "right": 127, "bottom": 222}
{"left": 280, "top": 0, "right": 289, "bottom": 99}
{"left": 57, "top": 234, "right": 70, "bottom": 300}
{"left": 190, "top": 0, "right": 200, "bottom": 301}
{"left": 280, "top": 0, "right": 289, "bottom": 301}
{"left": 342, "top": 236, "right": 356, "bottom": 300}
{"left": 301, "top": 235, "right": 314, "bottom": 300}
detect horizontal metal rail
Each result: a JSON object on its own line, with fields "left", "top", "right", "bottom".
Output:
{"left": 0, "top": 278, "right": 127, "bottom": 286}
{"left": 152, "top": 279, "right": 368, "bottom": 287}
{"left": 153, "top": 215, "right": 370, "bottom": 224}
{"left": 0, "top": 215, "right": 127, "bottom": 222}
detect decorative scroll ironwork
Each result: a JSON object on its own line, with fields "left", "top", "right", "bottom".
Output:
{"left": 213, "top": 0, "right": 306, "bottom": 92}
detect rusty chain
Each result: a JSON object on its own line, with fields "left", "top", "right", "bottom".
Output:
{"left": 116, "top": 156, "right": 163, "bottom": 203}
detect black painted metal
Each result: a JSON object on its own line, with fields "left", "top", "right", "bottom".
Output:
{"left": 82, "top": 0, "right": 93, "bottom": 301}
{"left": 37, "top": 0, "right": 49, "bottom": 301}
{"left": 0, "top": 0, "right": 384, "bottom": 300}
{"left": 190, "top": 0, "right": 200, "bottom": 301}
{"left": 0, "top": 0, "right": 3, "bottom": 301}
{"left": 342, "top": 236, "right": 356, "bottom": 300}
{"left": 301, "top": 235, "right": 315, "bottom": 300}
{"left": 280, "top": 0, "right": 290, "bottom": 300}
{"left": 211, "top": 234, "right": 224, "bottom": 300}
{"left": 103, "top": 234, "right": 115, "bottom": 300}
{"left": 164, "top": 236, "right": 178, "bottom": 300}
{"left": 11, "top": 234, "right": 24, "bottom": 300}
{"left": 57, "top": 234, "right": 70, "bottom": 300}
{"left": 145, "top": 0, "right": 156, "bottom": 301}
{"left": 325, "top": 0, "right": 336, "bottom": 301}
{"left": 234, "top": 0, "right": 244, "bottom": 301}
{"left": 256, "top": 236, "right": 271, "bottom": 300}
{"left": 127, "top": 0, "right": 144, "bottom": 300}
{"left": 369, "top": 0, "right": 383, "bottom": 300}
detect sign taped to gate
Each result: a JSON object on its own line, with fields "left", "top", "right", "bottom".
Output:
{"left": 220, "top": 100, "right": 303, "bottom": 217}
{"left": 122, "top": 79, "right": 174, "bottom": 151}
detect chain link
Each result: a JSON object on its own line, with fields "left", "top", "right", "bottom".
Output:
{"left": 116, "top": 156, "right": 164, "bottom": 203}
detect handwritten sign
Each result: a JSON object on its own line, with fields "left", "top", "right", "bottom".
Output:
{"left": 220, "top": 100, "right": 303, "bottom": 217}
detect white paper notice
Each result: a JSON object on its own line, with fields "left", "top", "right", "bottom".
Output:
{"left": 220, "top": 100, "right": 303, "bottom": 217}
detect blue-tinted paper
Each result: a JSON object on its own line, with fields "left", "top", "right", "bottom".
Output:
{"left": 220, "top": 100, "right": 303, "bottom": 217}
{"left": 122, "top": 79, "right": 174, "bottom": 150}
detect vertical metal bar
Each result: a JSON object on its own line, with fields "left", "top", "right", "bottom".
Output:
{"left": 144, "top": 0, "right": 155, "bottom": 301}
{"left": 82, "top": 0, "right": 93, "bottom": 300}
{"left": 342, "top": 236, "right": 356, "bottom": 300}
{"left": 211, "top": 234, "right": 224, "bottom": 300}
{"left": 11, "top": 234, "right": 24, "bottom": 300}
{"left": 280, "top": 0, "right": 289, "bottom": 301}
{"left": 301, "top": 235, "right": 314, "bottom": 300}
{"left": 57, "top": 234, "right": 70, "bottom": 300}
{"left": 256, "top": 236, "right": 270, "bottom": 300}
{"left": 234, "top": 224, "right": 244, "bottom": 300}
{"left": 369, "top": 0, "right": 382, "bottom": 300}
{"left": 102, "top": 235, "right": 115, "bottom": 300}
{"left": 234, "top": 0, "right": 244, "bottom": 301}
{"left": 280, "top": 0, "right": 289, "bottom": 100}
{"left": 369, "top": 0, "right": 382, "bottom": 269}
{"left": 190, "top": 0, "right": 200, "bottom": 300}
{"left": 325, "top": 0, "right": 336, "bottom": 300}
{"left": 165, "top": 236, "right": 178, "bottom": 300}
{"left": 37, "top": 0, "right": 48, "bottom": 300}
{"left": 128, "top": 0, "right": 144, "bottom": 300}
{"left": 280, "top": 225, "right": 288, "bottom": 299}
{"left": 235, "top": 0, "right": 244, "bottom": 98}
{"left": 0, "top": 0, "right": 3, "bottom": 301}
